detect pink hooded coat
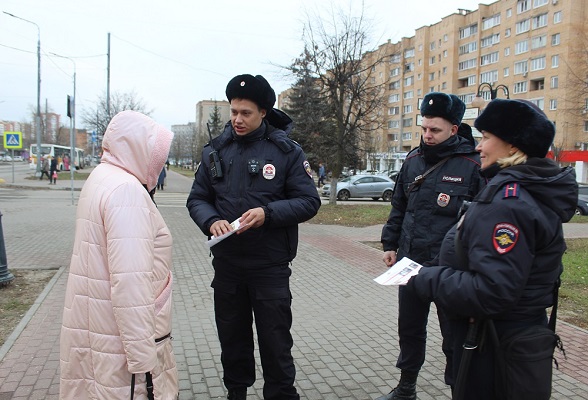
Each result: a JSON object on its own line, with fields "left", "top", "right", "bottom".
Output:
{"left": 60, "top": 111, "right": 178, "bottom": 399}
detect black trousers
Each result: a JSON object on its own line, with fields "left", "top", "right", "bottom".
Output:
{"left": 39, "top": 171, "right": 50, "bottom": 180}
{"left": 212, "top": 261, "right": 299, "bottom": 400}
{"left": 396, "top": 284, "right": 453, "bottom": 384}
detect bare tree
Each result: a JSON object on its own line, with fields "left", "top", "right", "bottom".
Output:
{"left": 294, "top": 4, "right": 390, "bottom": 203}
{"left": 80, "top": 90, "right": 152, "bottom": 141}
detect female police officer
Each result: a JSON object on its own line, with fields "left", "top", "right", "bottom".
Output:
{"left": 187, "top": 74, "right": 320, "bottom": 400}
{"left": 407, "top": 99, "right": 578, "bottom": 399}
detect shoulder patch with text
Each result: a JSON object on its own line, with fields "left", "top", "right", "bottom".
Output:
{"left": 493, "top": 223, "right": 519, "bottom": 254}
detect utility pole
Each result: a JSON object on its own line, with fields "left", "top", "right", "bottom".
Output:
{"left": 3, "top": 12, "right": 42, "bottom": 176}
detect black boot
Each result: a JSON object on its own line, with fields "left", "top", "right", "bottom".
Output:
{"left": 227, "top": 388, "right": 247, "bottom": 400}
{"left": 374, "top": 371, "right": 418, "bottom": 400}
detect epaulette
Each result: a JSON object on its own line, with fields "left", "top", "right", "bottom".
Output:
{"left": 502, "top": 182, "right": 520, "bottom": 199}
{"left": 268, "top": 132, "right": 295, "bottom": 153}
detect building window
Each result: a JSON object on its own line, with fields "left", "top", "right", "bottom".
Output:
{"left": 507, "top": 8, "right": 512, "bottom": 18}
{"left": 404, "top": 76, "right": 414, "bottom": 86}
{"left": 468, "top": 75, "right": 476, "bottom": 86}
{"left": 551, "top": 76, "right": 558, "bottom": 88}
{"left": 480, "top": 70, "right": 499, "bottom": 83}
{"left": 442, "top": 82, "right": 447, "bottom": 89}
{"left": 402, "top": 118, "right": 413, "bottom": 128}
{"left": 551, "top": 55, "right": 559, "bottom": 68}
{"left": 458, "top": 93, "right": 476, "bottom": 104}
{"left": 504, "top": 47, "right": 510, "bottom": 56}
{"left": 459, "top": 23, "right": 478, "bottom": 39}
{"left": 388, "top": 94, "right": 400, "bottom": 103}
{"left": 480, "top": 51, "right": 499, "bottom": 66}
{"left": 504, "top": 67, "right": 510, "bottom": 77}
{"left": 481, "top": 33, "right": 500, "bottom": 48}
{"left": 390, "top": 54, "right": 401, "bottom": 63}
{"left": 388, "top": 120, "right": 400, "bottom": 129}
{"left": 532, "top": 13, "right": 548, "bottom": 29}
{"left": 403, "top": 105, "right": 413, "bottom": 114}
{"left": 515, "top": 40, "right": 529, "bottom": 54}
{"left": 531, "top": 35, "right": 546, "bottom": 49}
{"left": 551, "top": 33, "right": 560, "bottom": 46}
{"left": 458, "top": 58, "right": 477, "bottom": 71}
{"left": 391, "top": 67, "right": 400, "bottom": 77}
{"left": 514, "top": 60, "right": 529, "bottom": 75}
{"left": 516, "top": 19, "right": 530, "bottom": 34}
{"left": 482, "top": 14, "right": 501, "bottom": 30}
{"left": 530, "top": 56, "right": 546, "bottom": 71}
{"left": 389, "top": 80, "right": 400, "bottom": 90}
{"left": 429, "top": 72, "right": 435, "bottom": 81}
{"left": 513, "top": 81, "right": 528, "bottom": 94}
{"left": 530, "top": 79, "right": 545, "bottom": 91}
{"left": 459, "top": 41, "right": 478, "bottom": 55}
{"left": 444, "top": 34, "right": 448, "bottom": 42}
{"left": 430, "top": 42, "right": 436, "bottom": 50}
{"left": 553, "top": 11, "right": 562, "bottom": 24}
{"left": 549, "top": 99, "right": 557, "bottom": 110}
{"left": 405, "top": 62, "right": 415, "bottom": 72}
{"left": 528, "top": 98, "right": 544, "bottom": 110}
{"left": 533, "top": 0, "right": 548, "bottom": 7}
{"left": 517, "top": 0, "right": 530, "bottom": 14}
{"left": 404, "top": 48, "right": 415, "bottom": 58}
{"left": 404, "top": 91, "right": 414, "bottom": 99}
{"left": 430, "top": 56, "right": 436, "bottom": 65}
{"left": 388, "top": 107, "right": 400, "bottom": 115}
{"left": 505, "top": 28, "right": 511, "bottom": 37}
{"left": 443, "top": 50, "right": 448, "bottom": 58}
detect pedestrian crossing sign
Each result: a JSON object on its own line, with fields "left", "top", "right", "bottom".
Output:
{"left": 3, "top": 131, "right": 22, "bottom": 149}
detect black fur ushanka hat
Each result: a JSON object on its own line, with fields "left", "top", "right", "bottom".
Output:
{"left": 225, "top": 74, "right": 276, "bottom": 112}
{"left": 420, "top": 92, "right": 466, "bottom": 126}
{"left": 474, "top": 99, "right": 555, "bottom": 158}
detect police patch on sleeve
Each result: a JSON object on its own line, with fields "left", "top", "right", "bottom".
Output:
{"left": 303, "top": 160, "right": 313, "bottom": 178}
{"left": 493, "top": 223, "right": 519, "bottom": 254}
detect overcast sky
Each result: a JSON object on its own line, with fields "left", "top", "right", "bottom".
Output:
{"left": 1, "top": 0, "right": 487, "bottom": 130}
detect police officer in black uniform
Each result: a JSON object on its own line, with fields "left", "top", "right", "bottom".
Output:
{"left": 408, "top": 99, "right": 578, "bottom": 399}
{"left": 186, "top": 74, "right": 320, "bottom": 400}
{"left": 377, "top": 92, "right": 486, "bottom": 400}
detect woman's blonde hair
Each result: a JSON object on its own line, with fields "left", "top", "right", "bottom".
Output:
{"left": 497, "top": 149, "right": 528, "bottom": 168}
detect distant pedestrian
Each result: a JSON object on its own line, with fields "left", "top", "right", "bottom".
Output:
{"left": 60, "top": 110, "right": 178, "bottom": 400}
{"left": 318, "top": 162, "right": 326, "bottom": 188}
{"left": 39, "top": 157, "right": 51, "bottom": 181}
{"left": 50, "top": 156, "right": 58, "bottom": 185}
{"left": 157, "top": 167, "right": 166, "bottom": 191}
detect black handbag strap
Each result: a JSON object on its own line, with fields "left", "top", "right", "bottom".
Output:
{"left": 130, "top": 372, "right": 154, "bottom": 400}
{"left": 547, "top": 278, "right": 560, "bottom": 332}
{"left": 407, "top": 156, "right": 451, "bottom": 193}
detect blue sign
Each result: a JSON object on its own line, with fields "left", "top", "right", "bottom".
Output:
{"left": 91, "top": 130, "right": 97, "bottom": 143}
{"left": 3, "top": 131, "right": 22, "bottom": 149}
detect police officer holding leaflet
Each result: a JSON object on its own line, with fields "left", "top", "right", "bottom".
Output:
{"left": 186, "top": 74, "right": 320, "bottom": 400}
{"left": 377, "top": 92, "right": 485, "bottom": 400}
{"left": 407, "top": 99, "right": 577, "bottom": 399}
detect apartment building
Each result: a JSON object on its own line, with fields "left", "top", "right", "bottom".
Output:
{"left": 282, "top": 0, "right": 588, "bottom": 172}
{"left": 195, "top": 99, "right": 230, "bottom": 141}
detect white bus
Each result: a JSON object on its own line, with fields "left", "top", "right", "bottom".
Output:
{"left": 29, "top": 144, "right": 86, "bottom": 170}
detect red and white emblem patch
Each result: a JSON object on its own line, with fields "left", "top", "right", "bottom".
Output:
{"left": 493, "top": 223, "right": 519, "bottom": 254}
{"left": 263, "top": 164, "right": 276, "bottom": 180}
{"left": 303, "top": 160, "right": 313, "bottom": 178}
{"left": 437, "top": 193, "right": 450, "bottom": 207}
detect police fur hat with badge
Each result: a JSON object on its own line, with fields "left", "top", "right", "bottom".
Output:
{"left": 420, "top": 92, "right": 466, "bottom": 126}
{"left": 474, "top": 99, "right": 555, "bottom": 158}
{"left": 226, "top": 74, "right": 276, "bottom": 112}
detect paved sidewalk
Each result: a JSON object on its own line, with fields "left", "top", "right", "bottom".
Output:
{"left": 0, "top": 170, "right": 587, "bottom": 399}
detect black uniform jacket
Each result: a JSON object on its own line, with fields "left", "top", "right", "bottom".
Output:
{"left": 409, "top": 158, "right": 578, "bottom": 321}
{"left": 186, "top": 109, "right": 320, "bottom": 267}
{"left": 381, "top": 135, "right": 485, "bottom": 265}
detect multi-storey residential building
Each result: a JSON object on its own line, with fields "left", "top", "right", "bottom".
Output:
{"left": 282, "top": 0, "right": 588, "bottom": 175}
{"left": 195, "top": 100, "right": 230, "bottom": 141}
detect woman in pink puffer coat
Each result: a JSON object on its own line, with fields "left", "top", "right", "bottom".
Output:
{"left": 60, "top": 111, "right": 178, "bottom": 399}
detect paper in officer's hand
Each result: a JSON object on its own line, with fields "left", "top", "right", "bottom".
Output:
{"left": 206, "top": 219, "right": 248, "bottom": 248}
{"left": 374, "top": 257, "right": 423, "bottom": 286}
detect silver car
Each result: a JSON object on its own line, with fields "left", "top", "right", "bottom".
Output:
{"left": 322, "top": 174, "right": 395, "bottom": 201}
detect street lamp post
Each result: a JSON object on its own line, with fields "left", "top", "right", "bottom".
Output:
{"left": 471, "top": 82, "right": 510, "bottom": 109}
{"left": 50, "top": 53, "right": 76, "bottom": 205}
{"left": 3, "top": 12, "right": 42, "bottom": 176}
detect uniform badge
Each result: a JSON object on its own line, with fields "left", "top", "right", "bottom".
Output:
{"left": 262, "top": 164, "right": 276, "bottom": 180}
{"left": 303, "top": 160, "right": 313, "bottom": 178}
{"left": 493, "top": 223, "right": 519, "bottom": 254}
{"left": 437, "top": 193, "right": 450, "bottom": 207}
{"left": 240, "top": 81, "right": 246, "bottom": 86}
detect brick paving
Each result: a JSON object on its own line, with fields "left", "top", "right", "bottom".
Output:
{"left": 0, "top": 169, "right": 587, "bottom": 399}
